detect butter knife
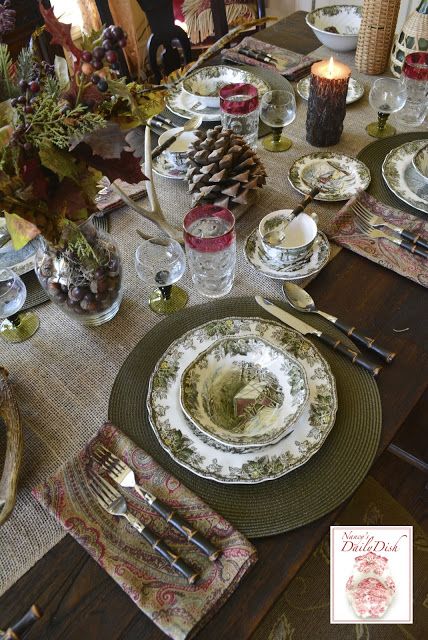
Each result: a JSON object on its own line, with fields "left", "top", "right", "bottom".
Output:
{"left": 255, "top": 297, "right": 382, "bottom": 377}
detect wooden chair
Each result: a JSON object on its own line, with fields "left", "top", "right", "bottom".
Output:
{"left": 138, "top": 0, "right": 191, "bottom": 83}
{"left": 210, "top": 0, "right": 266, "bottom": 39}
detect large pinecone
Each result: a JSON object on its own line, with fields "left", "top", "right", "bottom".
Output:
{"left": 187, "top": 126, "right": 267, "bottom": 209}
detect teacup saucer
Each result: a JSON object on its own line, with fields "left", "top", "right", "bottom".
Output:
{"left": 244, "top": 228, "right": 330, "bottom": 280}
{"left": 152, "top": 153, "right": 187, "bottom": 180}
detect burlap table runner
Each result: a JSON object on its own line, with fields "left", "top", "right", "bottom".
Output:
{"left": 0, "top": 45, "right": 414, "bottom": 595}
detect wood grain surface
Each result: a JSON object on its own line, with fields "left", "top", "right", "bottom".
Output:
{"left": 0, "top": 13, "right": 426, "bottom": 640}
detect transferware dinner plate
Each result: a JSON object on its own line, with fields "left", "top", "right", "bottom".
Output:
{"left": 0, "top": 218, "right": 37, "bottom": 275}
{"left": 289, "top": 152, "right": 371, "bottom": 201}
{"left": 147, "top": 317, "right": 337, "bottom": 484}
{"left": 297, "top": 76, "right": 364, "bottom": 104}
{"left": 180, "top": 335, "right": 308, "bottom": 448}
{"left": 166, "top": 68, "right": 270, "bottom": 121}
{"left": 244, "top": 228, "right": 330, "bottom": 280}
{"left": 382, "top": 140, "right": 428, "bottom": 214}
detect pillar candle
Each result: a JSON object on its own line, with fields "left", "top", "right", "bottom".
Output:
{"left": 306, "top": 57, "right": 351, "bottom": 147}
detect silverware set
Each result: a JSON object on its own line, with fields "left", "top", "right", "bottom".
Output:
{"left": 351, "top": 200, "right": 428, "bottom": 259}
{"left": 88, "top": 445, "right": 221, "bottom": 584}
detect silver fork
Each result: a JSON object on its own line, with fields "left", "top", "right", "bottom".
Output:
{"left": 88, "top": 471, "right": 199, "bottom": 584}
{"left": 351, "top": 200, "right": 428, "bottom": 251}
{"left": 355, "top": 216, "right": 428, "bottom": 259}
{"left": 93, "top": 446, "right": 221, "bottom": 561}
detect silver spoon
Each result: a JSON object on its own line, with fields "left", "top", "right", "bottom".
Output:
{"left": 282, "top": 282, "right": 396, "bottom": 363}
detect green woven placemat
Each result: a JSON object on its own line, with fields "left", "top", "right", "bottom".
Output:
{"left": 109, "top": 297, "right": 382, "bottom": 538}
{"left": 357, "top": 131, "right": 428, "bottom": 219}
{"left": 20, "top": 214, "right": 109, "bottom": 311}
{"left": 160, "top": 64, "right": 293, "bottom": 138}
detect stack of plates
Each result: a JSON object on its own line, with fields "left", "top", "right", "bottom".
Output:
{"left": 166, "top": 65, "right": 271, "bottom": 122}
{"left": 382, "top": 140, "right": 428, "bottom": 214}
{"left": 147, "top": 316, "right": 338, "bottom": 484}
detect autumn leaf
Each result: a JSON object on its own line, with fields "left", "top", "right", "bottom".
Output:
{"left": 39, "top": 143, "right": 79, "bottom": 181}
{"left": 72, "top": 142, "right": 147, "bottom": 184}
{"left": 38, "top": 2, "right": 82, "bottom": 60}
{"left": 81, "top": 122, "right": 128, "bottom": 160}
{"left": 48, "top": 177, "right": 88, "bottom": 220}
{"left": 4, "top": 211, "right": 39, "bottom": 250}
{"left": 21, "top": 157, "right": 49, "bottom": 199}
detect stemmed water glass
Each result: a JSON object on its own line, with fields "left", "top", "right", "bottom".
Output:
{"left": 366, "top": 78, "right": 407, "bottom": 138}
{"left": 135, "top": 238, "right": 188, "bottom": 314}
{"left": 260, "top": 89, "right": 296, "bottom": 152}
{"left": 0, "top": 268, "right": 39, "bottom": 342}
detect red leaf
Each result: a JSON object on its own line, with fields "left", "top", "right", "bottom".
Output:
{"left": 48, "top": 177, "right": 87, "bottom": 220}
{"left": 39, "top": 2, "right": 81, "bottom": 60}
{"left": 21, "top": 157, "right": 49, "bottom": 200}
{"left": 72, "top": 143, "right": 147, "bottom": 184}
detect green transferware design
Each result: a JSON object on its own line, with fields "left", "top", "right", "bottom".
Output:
{"left": 297, "top": 76, "right": 364, "bottom": 104}
{"left": 244, "top": 229, "right": 330, "bottom": 281}
{"left": 413, "top": 143, "right": 428, "bottom": 180}
{"left": 180, "top": 336, "right": 308, "bottom": 448}
{"left": 307, "top": 4, "right": 362, "bottom": 30}
{"left": 147, "top": 317, "right": 337, "bottom": 484}
{"left": 152, "top": 153, "right": 187, "bottom": 180}
{"left": 382, "top": 140, "right": 428, "bottom": 214}
{"left": 167, "top": 66, "right": 270, "bottom": 121}
{"left": 288, "top": 152, "right": 371, "bottom": 202}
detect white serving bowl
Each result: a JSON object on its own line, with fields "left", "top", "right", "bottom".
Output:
{"left": 305, "top": 4, "right": 362, "bottom": 52}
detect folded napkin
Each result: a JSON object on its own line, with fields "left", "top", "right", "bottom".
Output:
{"left": 33, "top": 423, "right": 257, "bottom": 640}
{"left": 95, "top": 179, "right": 146, "bottom": 214}
{"left": 221, "top": 36, "right": 317, "bottom": 80}
{"left": 328, "top": 191, "right": 428, "bottom": 288}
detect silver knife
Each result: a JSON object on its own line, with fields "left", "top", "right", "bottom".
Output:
{"left": 255, "top": 296, "right": 382, "bottom": 377}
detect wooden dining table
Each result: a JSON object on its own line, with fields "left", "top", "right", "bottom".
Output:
{"left": 1, "top": 11, "right": 427, "bottom": 640}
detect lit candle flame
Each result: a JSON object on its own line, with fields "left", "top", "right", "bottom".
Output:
{"left": 328, "top": 57, "right": 335, "bottom": 78}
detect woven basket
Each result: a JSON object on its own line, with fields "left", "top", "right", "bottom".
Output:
{"left": 355, "top": 0, "right": 401, "bottom": 75}
{"left": 390, "top": 9, "right": 428, "bottom": 77}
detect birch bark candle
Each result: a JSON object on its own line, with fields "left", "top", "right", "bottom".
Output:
{"left": 306, "top": 57, "right": 351, "bottom": 147}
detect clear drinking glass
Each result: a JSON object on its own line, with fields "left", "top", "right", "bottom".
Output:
{"left": 260, "top": 89, "right": 297, "bottom": 152}
{"left": 366, "top": 77, "right": 407, "bottom": 138}
{"left": 135, "top": 238, "right": 187, "bottom": 314}
{"left": 0, "top": 268, "right": 39, "bottom": 343}
{"left": 183, "top": 205, "right": 236, "bottom": 298}
{"left": 396, "top": 52, "right": 428, "bottom": 127}
{"left": 220, "top": 83, "right": 260, "bottom": 149}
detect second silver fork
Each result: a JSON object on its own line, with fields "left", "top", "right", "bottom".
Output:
{"left": 354, "top": 212, "right": 428, "bottom": 259}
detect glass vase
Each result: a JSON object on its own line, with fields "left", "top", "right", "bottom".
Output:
{"left": 35, "top": 217, "right": 123, "bottom": 326}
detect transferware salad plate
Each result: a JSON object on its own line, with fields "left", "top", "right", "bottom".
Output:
{"left": 180, "top": 336, "right": 308, "bottom": 448}
{"left": 382, "top": 140, "right": 428, "bottom": 214}
{"left": 289, "top": 152, "right": 371, "bottom": 201}
{"left": 147, "top": 317, "right": 337, "bottom": 484}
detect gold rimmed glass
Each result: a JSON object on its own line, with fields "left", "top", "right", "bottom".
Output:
{"left": 260, "top": 89, "right": 296, "bottom": 152}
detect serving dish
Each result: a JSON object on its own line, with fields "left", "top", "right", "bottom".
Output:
{"left": 305, "top": 5, "right": 362, "bottom": 52}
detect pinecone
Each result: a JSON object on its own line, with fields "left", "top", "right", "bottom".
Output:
{"left": 186, "top": 126, "right": 267, "bottom": 209}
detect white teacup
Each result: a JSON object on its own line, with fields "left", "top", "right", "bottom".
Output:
{"left": 158, "top": 128, "right": 197, "bottom": 168}
{"left": 258, "top": 210, "right": 318, "bottom": 263}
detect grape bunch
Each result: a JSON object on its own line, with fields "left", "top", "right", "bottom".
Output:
{"left": 81, "top": 25, "right": 127, "bottom": 92}
{"left": 11, "top": 61, "right": 54, "bottom": 114}
{"left": 0, "top": 0, "right": 16, "bottom": 38}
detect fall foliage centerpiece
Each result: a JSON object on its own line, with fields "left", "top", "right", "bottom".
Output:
{"left": 0, "top": 3, "right": 166, "bottom": 324}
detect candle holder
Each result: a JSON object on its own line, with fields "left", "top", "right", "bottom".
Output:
{"left": 306, "top": 58, "right": 351, "bottom": 147}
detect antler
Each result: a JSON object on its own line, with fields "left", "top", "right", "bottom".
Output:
{"left": 111, "top": 126, "right": 184, "bottom": 244}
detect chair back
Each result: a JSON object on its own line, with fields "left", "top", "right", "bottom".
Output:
{"left": 147, "top": 25, "right": 192, "bottom": 83}
{"left": 210, "top": 0, "right": 266, "bottom": 38}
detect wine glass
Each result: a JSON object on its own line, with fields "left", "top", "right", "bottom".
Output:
{"left": 0, "top": 268, "right": 39, "bottom": 343}
{"left": 260, "top": 89, "right": 296, "bottom": 152}
{"left": 135, "top": 238, "right": 188, "bottom": 314}
{"left": 367, "top": 78, "right": 407, "bottom": 138}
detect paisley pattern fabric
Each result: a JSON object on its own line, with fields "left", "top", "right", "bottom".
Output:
{"left": 33, "top": 423, "right": 257, "bottom": 640}
{"left": 250, "top": 476, "right": 428, "bottom": 640}
{"left": 330, "top": 191, "right": 428, "bottom": 288}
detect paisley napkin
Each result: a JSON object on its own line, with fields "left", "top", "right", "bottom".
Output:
{"left": 328, "top": 191, "right": 428, "bottom": 288}
{"left": 32, "top": 423, "right": 257, "bottom": 640}
{"left": 221, "top": 36, "right": 317, "bottom": 80}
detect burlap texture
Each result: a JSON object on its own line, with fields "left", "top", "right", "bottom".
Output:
{"left": 0, "top": 46, "right": 414, "bottom": 594}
